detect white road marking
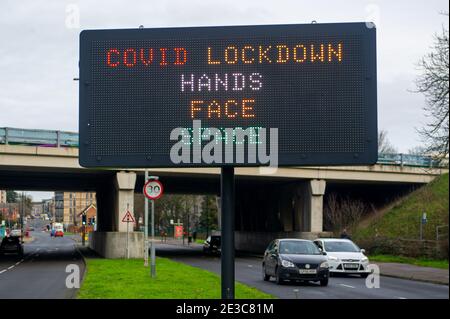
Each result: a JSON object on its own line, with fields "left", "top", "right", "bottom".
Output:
{"left": 339, "top": 284, "right": 355, "bottom": 289}
{"left": 0, "top": 269, "right": 7, "bottom": 274}
{"left": 7, "top": 265, "right": 14, "bottom": 270}
{"left": 397, "top": 297, "right": 407, "bottom": 299}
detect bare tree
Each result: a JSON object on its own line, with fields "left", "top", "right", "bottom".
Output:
{"left": 415, "top": 13, "right": 449, "bottom": 160}
{"left": 378, "top": 130, "right": 398, "bottom": 154}
{"left": 408, "top": 145, "right": 428, "bottom": 156}
{"left": 324, "top": 193, "right": 367, "bottom": 234}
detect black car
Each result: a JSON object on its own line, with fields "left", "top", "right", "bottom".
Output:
{"left": 0, "top": 236, "right": 24, "bottom": 257}
{"left": 203, "top": 235, "right": 221, "bottom": 255}
{"left": 262, "top": 239, "right": 329, "bottom": 286}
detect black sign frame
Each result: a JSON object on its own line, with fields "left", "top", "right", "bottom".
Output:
{"left": 79, "top": 22, "right": 377, "bottom": 168}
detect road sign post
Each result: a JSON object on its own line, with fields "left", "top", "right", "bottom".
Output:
{"left": 121, "top": 205, "right": 135, "bottom": 259}
{"left": 151, "top": 199, "right": 156, "bottom": 277}
{"left": 144, "top": 171, "right": 149, "bottom": 267}
{"left": 420, "top": 212, "right": 427, "bottom": 240}
{"left": 143, "top": 177, "right": 164, "bottom": 277}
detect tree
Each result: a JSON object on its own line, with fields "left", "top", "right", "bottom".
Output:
{"left": 378, "top": 130, "right": 398, "bottom": 154}
{"left": 324, "top": 193, "right": 367, "bottom": 235}
{"left": 199, "top": 195, "right": 218, "bottom": 237}
{"left": 6, "top": 190, "right": 18, "bottom": 203}
{"left": 408, "top": 145, "right": 428, "bottom": 156}
{"left": 415, "top": 13, "right": 449, "bottom": 160}
{"left": 17, "top": 193, "right": 32, "bottom": 217}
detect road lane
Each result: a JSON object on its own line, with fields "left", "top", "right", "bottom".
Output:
{"left": 0, "top": 230, "right": 84, "bottom": 299}
{"left": 155, "top": 243, "right": 449, "bottom": 299}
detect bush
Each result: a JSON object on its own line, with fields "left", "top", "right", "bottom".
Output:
{"left": 357, "top": 236, "right": 448, "bottom": 260}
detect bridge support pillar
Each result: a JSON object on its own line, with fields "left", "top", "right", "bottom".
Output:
{"left": 114, "top": 171, "right": 137, "bottom": 232}
{"left": 297, "top": 179, "right": 326, "bottom": 233}
{"left": 91, "top": 171, "right": 143, "bottom": 258}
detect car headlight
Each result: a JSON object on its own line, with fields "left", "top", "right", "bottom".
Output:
{"left": 281, "top": 260, "right": 295, "bottom": 268}
{"left": 320, "top": 261, "right": 329, "bottom": 268}
{"left": 361, "top": 256, "right": 368, "bottom": 262}
{"left": 328, "top": 256, "right": 339, "bottom": 261}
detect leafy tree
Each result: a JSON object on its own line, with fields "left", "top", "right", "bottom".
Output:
{"left": 6, "top": 190, "right": 18, "bottom": 203}
{"left": 199, "top": 195, "right": 218, "bottom": 237}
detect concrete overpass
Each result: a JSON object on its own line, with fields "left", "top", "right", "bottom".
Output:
{"left": 1, "top": 136, "right": 447, "bottom": 256}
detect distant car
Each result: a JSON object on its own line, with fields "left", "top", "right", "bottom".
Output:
{"left": 0, "top": 236, "right": 24, "bottom": 257}
{"left": 28, "top": 226, "right": 35, "bottom": 231}
{"left": 9, "top": 229, "right": 22, "bottom": 237}
{"left": 54, "top": 229, "right": 64, "bottom": 237}
{"left": 203, "top": 235, "right": 221, "bottom": 255}
{"left": 53, "top": 223, "right": 64, "bottom": 237}
{"left": 314, "top": 238, "right": 370, "bottom": 278}
{"left": 262, "top": 239, "right": 329, "bottom": 286}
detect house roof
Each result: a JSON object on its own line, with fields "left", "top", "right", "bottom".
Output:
{"left": 77, "top": 203, "right": 97, "bottom": 217}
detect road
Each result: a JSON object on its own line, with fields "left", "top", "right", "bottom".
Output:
{"left": 156, "top": 243, "right": 449, "bottom": 299}
{"left": 0, "top": 224, "right": 84, "bottom": 299}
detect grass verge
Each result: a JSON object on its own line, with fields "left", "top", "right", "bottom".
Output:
{"left": 77, "top": 257, "right": 274, "bottom": 299}
{"left": 369, "top": 254, "right": 448, "bottom": 269}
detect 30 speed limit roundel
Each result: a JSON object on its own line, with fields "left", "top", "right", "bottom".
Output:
{"left": 143, "top": 180, "right": 164, "bottom": 200}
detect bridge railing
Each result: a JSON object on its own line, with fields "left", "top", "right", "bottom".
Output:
{"left": 0, "top": 127, "right": 446, "bottom": 168}
{"left": 377, "top": 153, "right": 442, "bottom": 168}
{"left": 0, "top": 127, "right": 78, "bottom": 148}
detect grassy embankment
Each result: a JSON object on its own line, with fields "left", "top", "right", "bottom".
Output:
{"left": 353, "top": 173, "right": 449, "bottom": 267}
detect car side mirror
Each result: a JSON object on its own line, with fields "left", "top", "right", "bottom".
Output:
{"left": 360, "top": 249, "right": 366, "bottom": 254}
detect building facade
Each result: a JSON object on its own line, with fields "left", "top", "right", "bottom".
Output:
{"left": 54, "top": 192, "right": 96, "bottom": 225}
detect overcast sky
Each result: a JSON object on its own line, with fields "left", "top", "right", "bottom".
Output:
{"left": 1, "top": 0, "right": 448, "bottom": 201}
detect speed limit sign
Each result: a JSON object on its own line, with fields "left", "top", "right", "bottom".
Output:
{"left": 143, "top": 179, "right": 164, "bottom": 200}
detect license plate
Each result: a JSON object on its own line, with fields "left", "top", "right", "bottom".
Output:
{"left": 344, "top": 263, "right": 359, "bottom": 269}
{"left": 299, "top": 269, "right": 317, "bottom": 274}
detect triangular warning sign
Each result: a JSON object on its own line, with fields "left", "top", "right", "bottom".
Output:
{"left": 122, "top": 210, "right": 135, "bottom": 223}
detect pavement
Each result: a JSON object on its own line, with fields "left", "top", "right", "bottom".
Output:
{"left": 155, "top": 241, "right": 449, "bottom": 299}
{"left": 0, "top": 227, "right": 85, "bottom": 299}
{"left": 374, "top": 262, "right": 449, "bottom": 285}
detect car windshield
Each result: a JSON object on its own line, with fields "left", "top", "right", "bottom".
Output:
{"left": 279, "top": 241, "right": 321, "bottom": 255}
{"left": 324, "top": 241, "right": 360, "bottom": 252}
{"left": 210, "top": 237, "right": 221, "bottom": 245}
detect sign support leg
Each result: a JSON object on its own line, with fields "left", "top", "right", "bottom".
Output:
{"left": 221, "top": 166, "right": 235, "bottom": 299}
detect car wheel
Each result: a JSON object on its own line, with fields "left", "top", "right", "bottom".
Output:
{"left": 262, "top": 264, "right": 270, "bottom": 281}
{"left": 360, "top": 273, "right": 369, "bottom": 278}
{"left": 275, "top": 267, "right": 284, "bottom": 285}
{"left": 320, "top": 279, "right": 329, "bottom": 286}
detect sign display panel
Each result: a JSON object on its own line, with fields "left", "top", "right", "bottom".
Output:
{"left": 79, "top": 23, "right": 377, "bottom": 167}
